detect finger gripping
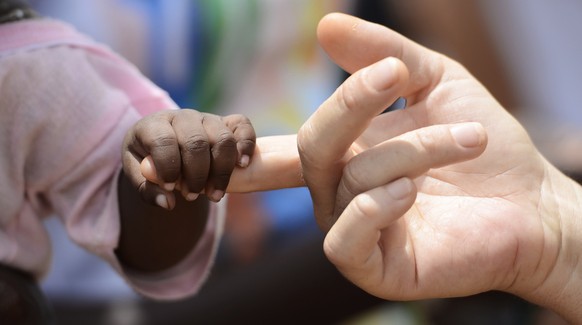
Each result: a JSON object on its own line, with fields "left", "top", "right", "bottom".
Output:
{"left": 182, "top": 136, "right": 210, "bottom": 155}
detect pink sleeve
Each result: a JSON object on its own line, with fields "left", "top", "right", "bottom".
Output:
{"left": 52, "top": 106, "right": 226, "bottom": 301}
{"left": 0, "top": 20, "right": 224, "bottom": 300}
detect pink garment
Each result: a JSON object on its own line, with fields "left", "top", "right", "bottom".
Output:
{"left": 0, "top": 18, "right": 224, "bottom": 300}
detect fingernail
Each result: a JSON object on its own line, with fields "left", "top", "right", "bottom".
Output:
{"left": 163, "top": 182, "right": 175, "bottom": 191}
{"left": 450, "top": 123, "right": 484, "bottom": 148}
{"left": 210, "top": 190, "right": 224, "bottom": 202}
{"left": 238, "top": 155, "right": 250, "bottom": 168}
{"left": 367, "top": 57, "right": 398, "bottom": 91}
{"left": 156, "top": 194, "right": 169, "bottom": 209}
{"left": 186, "top": 193, "right": 199, "bottom": 201}
{"left": 386, "top": 177, "right": 413, "bottom": 200}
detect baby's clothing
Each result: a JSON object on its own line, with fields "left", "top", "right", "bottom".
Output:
{"left": 0, "top": 18, "right": 224, "bottom": 300}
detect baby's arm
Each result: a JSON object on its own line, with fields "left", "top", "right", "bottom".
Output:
{"left": 116, "top": 109, "right": 255, "bottom": 273}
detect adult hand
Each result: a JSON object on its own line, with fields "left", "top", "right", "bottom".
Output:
{"left": 298, "top": 13, "right": 582, "bottom": 323}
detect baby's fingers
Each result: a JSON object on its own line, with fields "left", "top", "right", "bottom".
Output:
{"left": 200, "top": 114, "right": 238, "bottom": 202}
{"left": 170, "top": 109, "right": 211, "bottom": 200}
{"left": 140, "top": 179, "right": 177, "bottom": 210}
{"left": 223, "top": 114, "right": 256, "bottom": 167}
{"left": 132, "top": 111, "right": 182, "bottom": 190}
{"left": 122, "top": 110, "right": 181, "bottom": 208}
{"left": 139, "top": 156, "right": 182, "bottom": 209}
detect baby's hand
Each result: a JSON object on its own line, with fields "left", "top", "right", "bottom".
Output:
{"left": 122, "top": 109, "right": 256, "bottom": 209}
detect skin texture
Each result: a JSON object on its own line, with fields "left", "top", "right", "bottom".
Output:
{"left": 295, "top": 13, "right": 582, "bottom": 323}
{"left": 123, "top": 110, "right": 256, "bottom": 207}
{"left": 119, "top": 111, "right": 303, "bottom": 274}
{"left": 141, "top": 134, "right": 303, "bottom": 195}
{"left": 135, "top": 12, "right": 582, "bottom": 322}
{"left": 117, "top": 110, "right": 256, "bottom": 272}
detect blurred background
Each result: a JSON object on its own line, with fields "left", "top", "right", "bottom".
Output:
{"left": 28, "top": 0, "right": 581, "bottom": 324}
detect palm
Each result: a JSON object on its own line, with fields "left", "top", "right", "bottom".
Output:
{"left": 371, "top": 178, "right": 538, "bottom": 298}
{"left": 345, "top": 72, "right": 549, "bottom": 299}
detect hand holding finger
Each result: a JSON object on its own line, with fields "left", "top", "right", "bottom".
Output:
{"left": 142, "top": 134, "right": 304, "bottom": 194}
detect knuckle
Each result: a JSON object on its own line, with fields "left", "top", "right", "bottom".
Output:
{"left": 237, "top": 138, "right": 256, "bottom": 149}
{"left": 323, "top": 235, "right": 345, "bottom": 265}
{"left": 150, "top": 135, "right": 177, "bottom": 148}
{"left": 182, "top": 136, "right": 210, "bottom": 154}
{"left": 414, "top": 130, "right": 440, "bottom": 157}
{"left": 337, "top": 71, "right": 377, "bottom": 114}
{"left": 298, "top": 124, "right": 327, "bottom": 166}
{"left": 229, "top": 113, "right": 251, "bottom": 124}
{"left": 223, "top": 114, "right": 254, "bottom": 131}
{"left": 341, "top": 163, "right": 368, "bottom": 197}
{"left": 146, "top": 135, "right": 179, "bottom": 156}
{"left": 237, "top": 138, "right": 255, "bottom": 146}
{"left": 336, "top": 81, "right": 359, "bottom": 113}
{"left": 215, "top": 133, "right": 237, "bottom": 151}
{"left": 351, "top": 193, "right": 381, "bottom": 219}
{"left": 323, "top": 232, "right": 357, "bottom": 267}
